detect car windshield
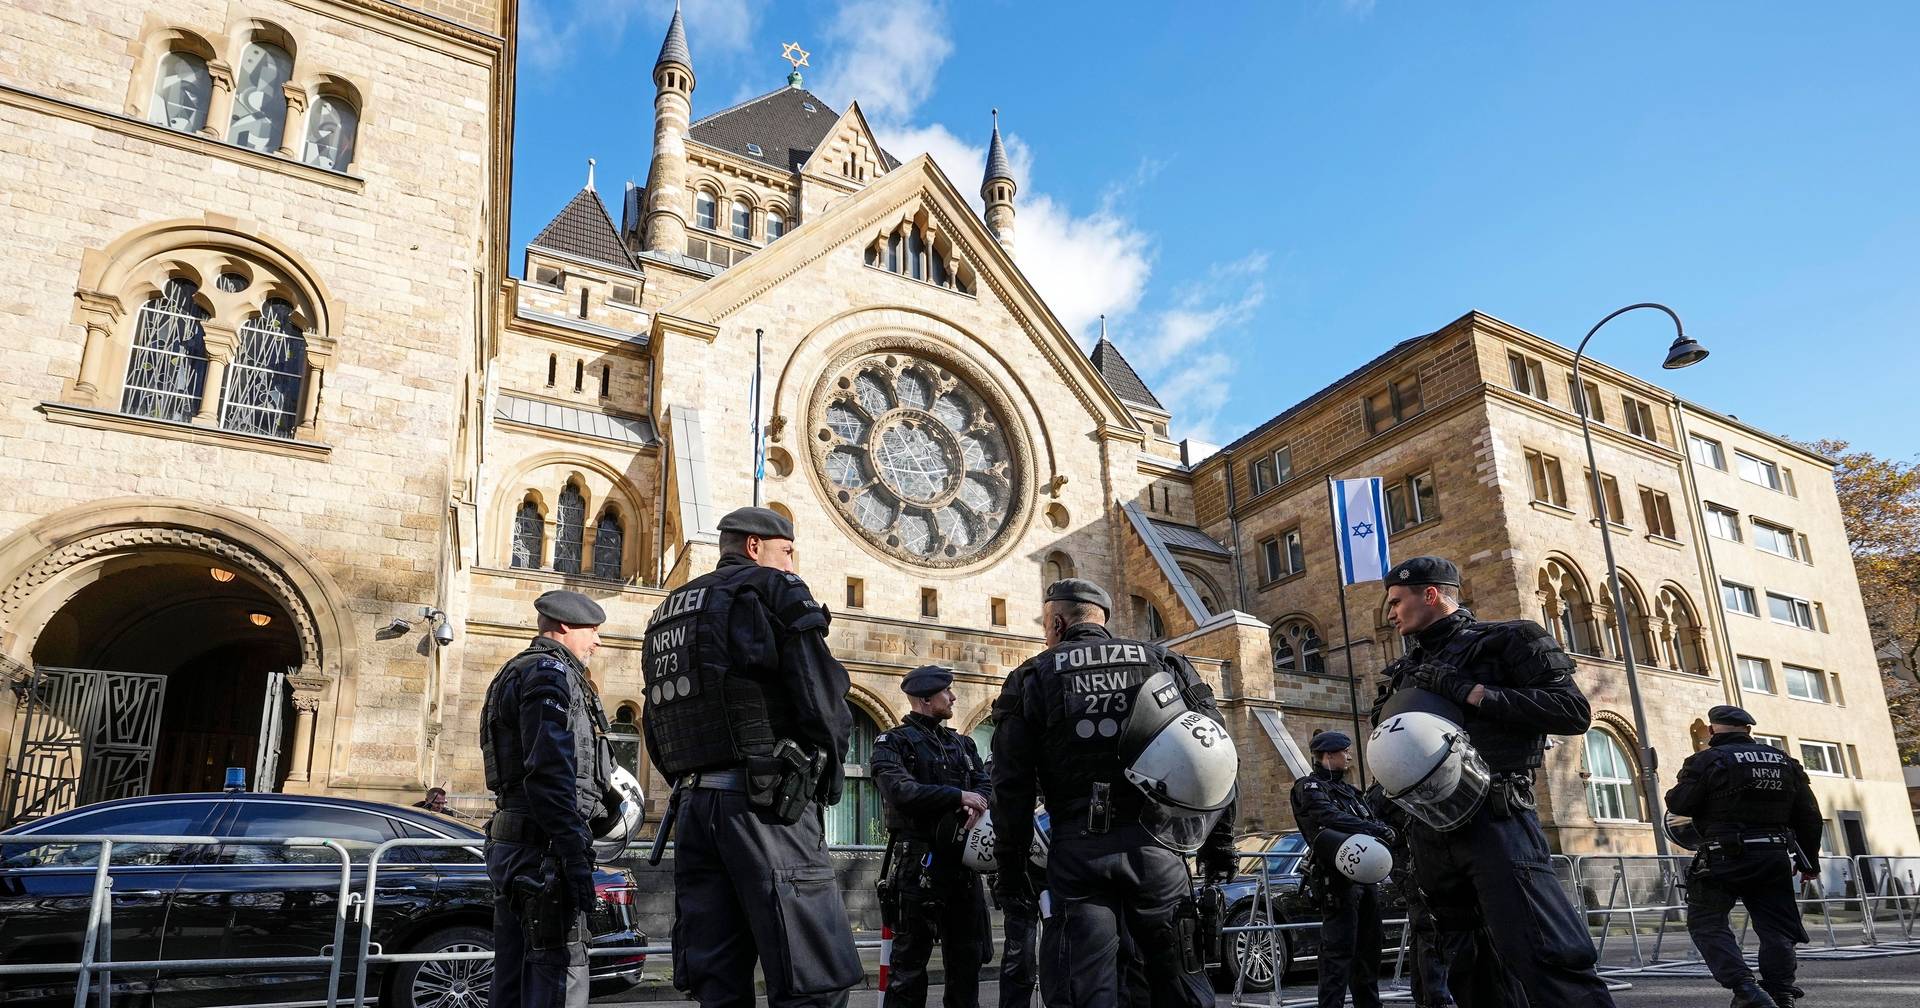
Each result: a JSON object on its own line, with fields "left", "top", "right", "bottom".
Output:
{"left": 1, "top": 799, "right": 223, "bottom": 868}
{"left": 211, "top": 802, "right": 395, "bottom": 864}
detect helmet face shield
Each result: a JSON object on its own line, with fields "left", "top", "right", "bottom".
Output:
{"left": 1387, "top": 734, "right": 1489, "bottom": 832}
{"left": 1138, "top": 799, "right": 1231, "bottom": 854}
{"left": 590, "top": 766, "right": 647, "bottom": 861}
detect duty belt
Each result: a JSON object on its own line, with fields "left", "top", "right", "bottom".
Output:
{"left": 488, "top": 809, "right": 547, "bottom": 845}
{"left": 680, "top": 768, "right": 747, "bottom": 792}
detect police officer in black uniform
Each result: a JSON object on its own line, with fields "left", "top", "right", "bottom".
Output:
{"left": 990, "top": 578, "right": 1236, "bottom": 1008}
{"left": 871, "top": 664, "right": 993, "bottom": 1007}
{"left": 480, "top": 590, "right": 615, "bottom": 1008}
{"left": 1372, "top": 556, "right": 1615, "bottom": 1008}
{"left": 641, "top": 506, "right": 862, "bottom": 1007}
{"left": 1667, "top": 705, "right": 1823, "bottom": 1008}
{"left": 1291, "top": 730, "right": 1392, "bottom": 1008}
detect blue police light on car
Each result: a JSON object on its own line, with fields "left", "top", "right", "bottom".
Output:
{"left": 224, "top": 767, "right": 246, "bottom": 792}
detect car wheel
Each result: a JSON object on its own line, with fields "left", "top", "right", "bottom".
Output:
{"left": 1214, "top": 904, "right": 1285, "bottom": 994}
{"left": 387, "top": 925, "right": 493, "bottom": 1008}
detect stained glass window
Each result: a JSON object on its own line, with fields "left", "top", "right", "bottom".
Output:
{"left": 553, "top": 483, "right": 585, "bottom": 574}
{"left": 219, "top": 299, "right": 305, "bottom": 437}
{"left": 150, "top": 51, "right": 211, "bottom": 132}
{"left": 121, "top": 279, "right": 209, "bottom": 423}
{"left": 592, "top": 510, "right": 623, "bottom": 579}
{"left": 228, "top": 42, "right": 292, "bottom": 153}
{"left": 302, "top": 96, "right": 357, "bottom": 172}
{"left": 511, "top": 500, "right": 542, "bottom": 569}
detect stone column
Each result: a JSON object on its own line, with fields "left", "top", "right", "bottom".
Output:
{"left": 201, "top": 61, "right": 234, "bottom": 141}
{"left": 195, "top": 324, "right": 234, "bottom": 426}
{"left": 278, "top": 85, "right": 308, "bottom": 160}
{"left": 69, "top": 291, "right": 124, "bottom": 405}
{"left": 285, "top": 684, "right": 324, "bottom": 784}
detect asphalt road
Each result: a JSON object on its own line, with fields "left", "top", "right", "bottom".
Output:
{"left": 609, "top": 948, "right": 1920, "bottom": 1006}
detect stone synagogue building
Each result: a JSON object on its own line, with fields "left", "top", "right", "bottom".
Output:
{"left": 1, "top": 1, "right": 1912, "bottom": 855}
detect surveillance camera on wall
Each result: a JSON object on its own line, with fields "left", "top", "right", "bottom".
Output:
{"left": 433, "top": 619, "right": 456, "bottom": 647}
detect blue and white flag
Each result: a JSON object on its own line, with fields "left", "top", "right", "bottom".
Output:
{"left": 1330, "top": 477, "right": 1391, "bottom": 585}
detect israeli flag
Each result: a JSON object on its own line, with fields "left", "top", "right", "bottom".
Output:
{"left": 1332, "top": 477, "right": 1391, "bottom": 585}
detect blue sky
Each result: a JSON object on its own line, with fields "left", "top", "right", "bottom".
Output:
{"left": 511, "top": 1, "right": 1918, "bottom": 460}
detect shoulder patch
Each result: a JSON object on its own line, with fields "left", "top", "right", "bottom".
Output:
{"left": 874, "top": 734, "right": 888, "bottom": 744}
{"left": 783, "top": 572, "right": 806, "bottom": 585}
{"left": 1303, "top": 781, "right": 1323, "bottom": 791}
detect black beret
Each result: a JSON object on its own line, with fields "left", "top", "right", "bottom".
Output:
{"left": 1384, "top": 556, "right": 1461, "bottom": 588}
{"left": 535, "top": 589, "right": 606, "bottom": 626}
{"left": 901, "top": 664, "right": 955, "bottom": 698}
{"left": 1309, "top": 730, "right": 1352, "bottom": 754}
{"left": 1044, "top": 577, "right": 1112, "bottom": 617}
{"left": 1708, "top": 704, "right": 1755, "bottom": 727}
{"left": 718, "top": 506, "right": 795, "bottom": 540}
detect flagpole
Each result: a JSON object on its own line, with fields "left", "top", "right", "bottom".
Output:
{"left": 752, "top": 328, "right": 764, "bottom": 507}
{"left": 1325, "top": 475, "right": 1369, "bottom": 781}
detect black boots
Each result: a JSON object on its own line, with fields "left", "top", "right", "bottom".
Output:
{"left": 1731, "top": 984, "right": 1778, "bottom": 1008}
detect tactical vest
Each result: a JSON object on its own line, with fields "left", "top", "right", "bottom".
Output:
{"left": 1036, "top": 633, "right": 1160, "bottom": 821}
{"left": 880, "top": 718, "right": 981, "bottom": 833}
{"left": 480, "top": 641, "right": 612, "bottom": 818}
{"left": 1404, "top": 616, "right": 1552, "bottom": 773}
{"left": 1695, "top": 738, "right": 1799, "bottom": 832}
{"left": 641, "top": 562, "right": 793, "bottom": 777}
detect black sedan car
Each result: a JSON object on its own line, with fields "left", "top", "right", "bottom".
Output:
{"left": 0, "top": 792, "right": 646, "bottom": 1008}
{"left": 1204, "top": 831, "right": 1409, "bottom": 993}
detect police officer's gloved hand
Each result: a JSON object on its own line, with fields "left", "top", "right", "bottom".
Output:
{"left": 556, "top": 847, "right": 597, "bottom": 913}
{"left": 1199, "top": 845, "right": 1237, "bottom": 884}
{"left": 1376, "top": 825, "right": 1399, "bottom": 849}
{"left": 994, "top": 873, "right": 1038, "bottom": 918}
{"left": 1410, "top": 662, "right": 1478, "bottom": 708}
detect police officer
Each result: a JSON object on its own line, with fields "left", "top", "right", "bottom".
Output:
{"left": 1370, "top": 556, "right": 1615, "bottom": 1007}
{"left": 994, "top": 800, "right": 1059, "bottom": 1008}
{"left": 641, "top": 506, "right": 862, "bottom": 1007}
{"left": 990, "top": 578, "right": 1237, "bottom": 1008}
{"left": 480, "top": 589, "right": 615, "bottom": 1008}
{"left": 1666, "top": 706, "right": 1823, "bottom": 1008}
{"left": 871, "top": 664, "right": 993, "bottom": 1007}
{"left": 1291, "top": 731, "right": 1392, "bottom": 1008}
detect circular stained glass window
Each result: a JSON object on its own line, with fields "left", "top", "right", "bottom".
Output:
{"left": 811, "top": 349, "right": 1022, "bottom": 566}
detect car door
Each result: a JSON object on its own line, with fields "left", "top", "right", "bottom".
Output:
{"left": 0, "top": 798, "right": 224, "bottom": 1008}
{"left": 159, "top": 799, "right": 408, "bottom": 1008}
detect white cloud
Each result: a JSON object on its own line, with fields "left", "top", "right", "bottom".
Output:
{"left": 817, "top": 0, "right": 954, "bottom": 123}
{"left": 1125, "top": 255, "right": 1270, "bottom": 441}
{"left": 1153, "top": 351, "right": 1237, "bottom": 443}
{"left": 522, "top": 0, "right": 758, "bottom": 73}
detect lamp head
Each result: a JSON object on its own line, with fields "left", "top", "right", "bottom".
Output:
{"left": 1662, "top": 335, "right": 1709, "bottom": 369}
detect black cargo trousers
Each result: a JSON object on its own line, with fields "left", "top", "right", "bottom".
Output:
{"left": 486, "top": 837, "right": 589, "bottom": 1008}
{"left": 670, "top": 784, "right": 863, "bottom": 1007}
{"left": 1045, "top": 820, "right": 1212, "bottom": 1008}
{"left": 1687, "top": 844, "right": 1807, "bottom": 1000}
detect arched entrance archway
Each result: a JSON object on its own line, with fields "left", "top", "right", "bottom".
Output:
{"left": 0, "top": 500, "right": 358, "bottom": 823}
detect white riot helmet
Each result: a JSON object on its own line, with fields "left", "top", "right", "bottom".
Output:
{"left": 959, "top": 809, "right": 1054, "bottom": 873}
{"left": 1319, "top": 832, "right": 1392, "bottom": 884}
{"left": 1119, "top": 670, "right": 1239, "bottom": 853}
{"left": 1665, "top": 812, "right": 1702, "bottom": 852}
{"left": 1366, "top": 710, "right": 1489, "bottom": 832}
{"left": 589, "top": 766, "right": 646, "bottom": 861}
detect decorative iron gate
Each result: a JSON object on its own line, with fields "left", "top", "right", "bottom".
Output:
{"left": 2, "top": 665, "right": 167, "bottom": 826}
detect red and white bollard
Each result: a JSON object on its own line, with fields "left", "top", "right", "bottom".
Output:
{"left": 875, "top": 924, "right": 893, "bottom": 1007}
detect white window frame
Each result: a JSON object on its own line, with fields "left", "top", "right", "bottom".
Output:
{"left": 1752, "top": 733, "right": 1786, "bottom": 751}
{"left": 1583, "top": 729, "right": 1640, "bottom": 823}
{"left": 1249, "top": 456, "right": 1276, "bottom": 495}
{"left": 1752, "top": 518, "right": 1801, "bottom": 560}
{"left": 1783, "top": 664, "right": 1830, "bottom": 703}
{"left": 1722, "top": 579, "right": 1758, "bottom": 617}
{"left": 1272, "top": 445, "right": 1293, "bottom": 485}
{"left": 1767, "top": 592, "right": 1816, "bottom": 629}
{"left": 1508, "top": 352, "right": 1548, "bottom": 400}
{"left": 1622, "top": 396, "right": 1658, "bottom": 443}
{"left": 1800, "top": 740, "right": 1844, "bottom": 777}
{"left": 1283, "top": 528, "right": 1305, "bottom": 576}
{"left": 1705, "top": 503, "right": 1741, "bottom": 542}
{"left": 1689, "top": 433, "right": 1726, "bottom": 470}
{"left": 730, "top": 199, "right": 752, "bottom": 240}
{"left": 1737, "top": 656, "right": 1774, "bottom": 694}
{"left": 1527, "top": 449, "right": 1568, "bottom": 508}
{"left": 694, "top": 190, "right": 717, "bottom": 231}
{"left": 1260, "top": 537, "right": 1283, "bottom": 584}
{"left": 1736, "top": 450, "right": 1784, "bottom": 492}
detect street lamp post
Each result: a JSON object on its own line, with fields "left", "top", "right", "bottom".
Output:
{"left": 1571, "top": 302, "right": 1708, "bottom": 859}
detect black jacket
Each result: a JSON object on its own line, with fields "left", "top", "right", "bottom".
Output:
{"left": 1291, "top": 766, "right": 1388, "bottom": 848}
{"left": 1666, "top": 731, "right": 1822, "bottom": 858}
{"left": 870, "top": 712, "right": 990, "bottom": 838}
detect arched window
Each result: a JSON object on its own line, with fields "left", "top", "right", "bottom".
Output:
{"left": 1582, "top": 728, "right": 1640, "bottom": 822}
{"left": 301, "top": 95, "right": 357, "bottom": 172}
{"left": 150, "top": 51, "right": 211, "bottom": 132}
{"left": 906, "top": 225, "right": 926, "bottom": 280}
{"left": 228, "top": 42, "right": 293, "bottom": 153}
{"left": 1180, "top": 565, "right": 1225, "bottom": 617}
{"left": 219, "top": 298, "right": 306, "bottom": 437}
{"left": 730, "top": 199, "right": 751, "bottom": 240}
{"left": 546, "top": 354, "right": 556, "bottom": 386}
{"left": 1131, "top": 596, "right": 1167, "bottom": 640}
{"left": 599, "top": 364, "right": 611, "bottom": 398}
{"left": 510, "top": 499, "right": 543, "bottom": 569}
{"left": 886, "top": 231, "right": 902, "bottom": 272}
{"left": 121, "top": 278, "right": 209, "bottom": 424}
{"left": 969, "top": 717, "right": 996, "bottom": 760}
{"left": 1606, "top": 579, "right": 1656, "bottom": 664}
{"left": 1272, "top": 619, "right": 1326, "bottom": 676}
{"left": 828, "top": 705, "right": 886, "bottom": 845}
{"left": 1657, "top": 586, "right": 1709, "bottom": 676}
{"left": 574, "top": 360, "right": 584, "bottom": 393}
{"left": 766, "top": 215, "right": 787, "bottom": 241}
{"left": 694, "top": 190, "right": 717, "bottom": 231}
{"left": 608, "top": 703, "right": 642, "bottom": 781}
{"left": 1042, "top": 551, "right": 1075, "bottom": 591}
{"left": 553, "top": 482, "right": 586, "bottom": 574}
{"left": 1539, "top": 560, "right": 1596, "bottom": 656}
{"left": 592, "top": 509, "right": 624, "bottom": 580}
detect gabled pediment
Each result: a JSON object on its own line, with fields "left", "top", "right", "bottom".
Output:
{"left": 798, "top": 100, "right": 893, "bottom": 188}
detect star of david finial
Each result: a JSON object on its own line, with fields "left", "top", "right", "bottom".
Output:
{"left": 1350, "top": 521, "right": 1375, "bottom": 539}
{"left": 782, "top": 41, "right": 810, "bottom": 69}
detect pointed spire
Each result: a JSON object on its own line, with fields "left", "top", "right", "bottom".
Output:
{"left": 585, "top": 157, "right": 596, "bottom": 192}
{"left": 656, "top": 1, "right": 692, "bottom": 73}
{"left": 1088, "top": 320, "right": 1165, "bottom": 410}
{"left": 982, "top": 108, "right": 1014, "bottom": 192}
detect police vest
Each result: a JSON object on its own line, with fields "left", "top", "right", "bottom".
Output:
{"left": 641, "top": 562, "right": 796, "bottom": 777}
{"left": 1693, "top": 739, "right": 1801, "bottom": 832}
{"left": 1036, "top": 634, "right": 1160, "bottom": 819}
{"left": 1398, "top": 616, "right": 1554, "bottom": 772}
{"left": 878, "top": 719, "right": 981, "bottom": 833}
{"left": 480, "top": 642, "right": 612, "bottom": 819}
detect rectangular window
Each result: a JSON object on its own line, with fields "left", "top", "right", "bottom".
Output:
{"left": 1800, "top": 740, "right": 1845, "bottom": 777}
{"left": 846, "top": 577, "right": 865, "bottom": 609}
{"left": 1705, "top": 503, "right": 1742, "bottom": 541}
{"left": 1622, "top": 396, "right": 1659, "bottom": 443}
{"left": 920, "top": 587, "right": 938, "bottom": 619}
{"left": 1364, "top": 376, "right": 1423, "bottom": 434}
{"left": 1736, "top": 655, "right": 1774, "bottom": 694}
{"left": 610, "top": 284, "right": 637, "bottom": 306}
{"left": 990, "top": 596, "right": 1008, "bottom": 627}
{"left": 1689, "top": 433, "right": 1727, "bottom": 470}
{"left": 1767, "top": 592, "right": 1815, "bottom": 629}
{"left": 534, "top": 266, "right": 564, "bottom": 288}
{"left": 1260, "top": 537, "right": 1283, "bottom": 584}
{"left": 1783, "top": 664, "right": 1829, "bottom": 702}
{"left": 1249, "top": 456, "right": 1275, "bottom": 495}
{"left": 1584, "top": 470, "right": 1626, "bottom": 525}
{"left": 1639, "top": 487, "right": 1677, "bottom": 539}
{"left": 1752, "top": 519, "right": 1802, "bottom": 560}
{"left": 1386, "top": 471, "right": 1438, "bottom": 533}
{"left": 1284, "top": 528, "right": 1305, "bottom": 576}
{"left": 1261, "top": 531, "right": 1303, "bottom": 582}
{"left": 1272, "top": 445, "right": 1293, "bottom": 485}
{"left": 1736, "top": 450, "right": 1784, "bottom": 491}
{"left": 1752, "top": 733, "right": 1787, "bottom": 752}
{"left": 1508, "top": 352, "right": 1548, "bottom": 400}
{"left": 1568, "top": 376, "right": 1604, "bottom": 422}
{"left": 1526, "top": 449, "right": 1568, "bottom": 507}
{"left": 1722, "top": 579, "right": 1758, "bottom": 616}
{"left": 1782, "top": 466, "right": 1798, "bottom": 497}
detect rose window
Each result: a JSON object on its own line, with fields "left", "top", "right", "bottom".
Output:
{"left": 813, "top": 352, "right": 1019, "bottom": 565}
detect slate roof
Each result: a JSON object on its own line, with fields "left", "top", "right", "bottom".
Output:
{"left": 983, "top": 117, "right": 1013, "bottom": 190}
{"left": 516, "top": 306, "right": 648, "bottom": 347}
{"left": 689, "top": 87, "right": 899, "bottom": 174}
{"left": 655, "top": 6, "right": 690, "bottom": 71}
{"left": 1088, "top": 337, "right": 1164, "bottom": 410}
{"left": 1215, "top": 331, "right": 1435, "bottom": 457}
{"left": 528, "top": 187, "right": 639, "bottom": 272}
{"left": 496, "top": 393, "right": 657, "bottom": 446}
{"left": 1149, "top": 519, "right": 1230, "bottom": 557}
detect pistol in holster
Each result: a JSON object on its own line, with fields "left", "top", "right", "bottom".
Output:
{"left": 1490, "top": 773, "right": 1537, "bottom": 820}
{"left": 1194, "top": 884, "right": 1226, "bottom": 968}
{"left": 748, "top": 738, "right": 829, "bottom": 825}
{"left": 509, "top": 856, "right": 573, "bottom": 951}
{"left": 1175, "top": 894, "right": 1204, "bottom": 975}
{"left": 883, "top": 836, "right": 942, "bottom": 937}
